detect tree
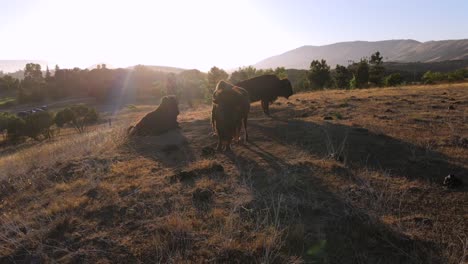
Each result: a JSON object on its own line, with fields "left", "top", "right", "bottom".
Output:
{"left": 24, "top": 63, "right": 43, "bottom": 82}
{"left": 207, "top": 66, "right": 228, "bottom": 95}
{"left": 369, "top": 51, "right": 385, "bottom": 86}
{"left": 55, "top": 105, "right": 99, "bottom": 133}
{"left": 274, "top": 67, "right": 287, "bottom": 79}
{"left": 307, "top": 59, "right": 331, "bottom": 89}
{"left": 0, "top": 113, "right": 25, "bottom": 141}
{"left": 0, "top": 75, "right": 20, "bottom": 91}
{"left": 23, "top": 111, "right": 55, "bottom": 140}
{"left": 422, "top": 71, "right": 446, "bottom": 84}
{"left": 349, "top": 59, "right": 369, "bottom": 88}
{"left": 384, "top": 73, "right": 403, "bottom": 87}
{"left": 228, "top": 66, "right": 259, "bottom": 84}
{"left": 18, "top": 63, "right": 45, "bottom": 102}
{"left": 45, "top": 66, "right": 51, "bottom": 81}
{"left": 333, "top": 64, "right": 351, "bottom": 89}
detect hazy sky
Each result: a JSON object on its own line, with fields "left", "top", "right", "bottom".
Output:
{"left": 1, "top": 0, "right": 467, "bottom": 70}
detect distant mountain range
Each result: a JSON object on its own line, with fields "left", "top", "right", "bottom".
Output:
{"left": 2, "top": 39, "right": 468, "bottom": 73}
{"left": 254, "top": 39, "right": 468, "bottom": 69}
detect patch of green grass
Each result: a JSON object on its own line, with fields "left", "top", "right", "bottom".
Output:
{"left": 0, "top": 97, "right": 16, "bottom": 107}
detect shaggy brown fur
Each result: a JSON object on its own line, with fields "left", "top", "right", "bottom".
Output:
{"left": 212, "top": 81, "right": 250, "bottom": 151}
{"left": 236, "top": 74, "right": 293, "bottom": 115}
{"left": 128, "top": 96, "right": 180, "bottom": 136}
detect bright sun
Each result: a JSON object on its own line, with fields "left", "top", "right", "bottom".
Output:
{"left": 5, "top": 0, "right": 300, "bottom": 70}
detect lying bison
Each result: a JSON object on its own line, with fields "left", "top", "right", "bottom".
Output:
{"left": 128, "top": 96, "right": 179, "bottom": 136}
{"left": 236, "top": 74, "right": 293, "bottom": 115}
{"left": 212, "top": 81, "right": 250, "bottom": 151}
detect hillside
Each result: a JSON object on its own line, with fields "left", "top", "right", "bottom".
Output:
{"left": 254, "top": 39, "right": 468, "bottom": 69}
{"left": 1, "top": 84, "right": 467, "bottom": 263}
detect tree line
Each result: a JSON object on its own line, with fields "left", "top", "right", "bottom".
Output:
{"left": 1, "top": 57, "right": 467, "bottom": 108}
{"left": 306, "top": 51, "right": 467, "bottom": 90}
{"left": 0, "top": 105, "right": 98, "bottom": 142}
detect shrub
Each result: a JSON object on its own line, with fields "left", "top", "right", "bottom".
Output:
{"left": 55, "top": 105, "right": 99, "bottom": 133}
{"left": 384, "top": 73, "right": 403, "bottom": 87}
{"left": 0, "top": 112, "right": 26, "bottom": 141}
{"left": 447, "top": 69, "right": 465, "bottom": 82}
{"left": 422, "top": 71, "right": 446, "bottom": 84}
{"left": 23, "top": 111, "right": 55, "bottom": 140}
{"left": 55, "top": 108, "right": 74, "bottom": 127}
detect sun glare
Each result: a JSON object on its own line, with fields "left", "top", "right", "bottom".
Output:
{"left": 4, "top": 0, "right": 300, "bottom": 70}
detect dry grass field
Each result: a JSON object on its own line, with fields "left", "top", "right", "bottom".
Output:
{"left": 1, "top": 83, "right": 467, "bottom": 263}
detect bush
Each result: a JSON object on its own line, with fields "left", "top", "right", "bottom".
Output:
{"left": 23, "top": 111, "right": 55, "bottom": 140}
{"left": 0, "top": 112, "right": 25, "bottom": 141}
{"left": 422, "top": 71, "right": 446, "bottom": 84}
{"left": 384, "top": 73, "right": 403, "bottom": 87}
{"left": 55, "top": 108, "right": 74, "bottom": 127}
{"left": 447, "top": 69, "right": 465, "bottom": 82}
{"left": 55, "top": 105, "right": 99, "bottom": 133}
{"left": 349, "top": 75, "right": 357, "bottom": 89}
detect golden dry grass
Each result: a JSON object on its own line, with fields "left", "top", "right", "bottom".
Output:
{"left": 0, "top": 83, "right": 467, "bottom": 263}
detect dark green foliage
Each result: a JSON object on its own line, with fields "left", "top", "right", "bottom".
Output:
{"left": 349, "top": 59, "right": 370, "bottom": 88}
{"left": 228, "top": 66, "right": 287, "bottom": 85}
{"left": 447, "top": 69, "right": 466, "bottom": 82}
{"left": 23, "top": 111, "right": 55, "bottom": 140}
{"left": 207, "top": 66, "right": 228, "bottom": 91}
{"left": 384, "top": 73, "right": 403, "bottom": 87}
{"left": 229, "top": 66, "right": 257, "bottom": 84}
{"left": 422, "top": 71, "right": 446, "bottom": 84}
{"left": 349, "top": 75, "right": 357, "bottom": 89}
{"left": 18, "top": 63, "right": 46, "bottom": 103}
{"left": 308, "top": 59, "right": 331, "bottom": 89}
{"left": 369, "top": 51, "right": 385, "bottom": 86}
{"left": 55, "top": 105, "right": 99, "bottom": 133}
{"left": 54, "top": 108, "right": 74, "bottom": 127}
{"left": 0, "top": 112, "right": 25, "bottom": 140}
{"left": 176, "top": 69, "right": 207, "bottom": 107}
{"left": 206, "top": 66, "right": 229, "bottom": 101}
{"left": 283, "top": 69, "right": 309, "bottom": 92}
{"left": 333, "top": 65, "right": 352, "bottom": 89}
{"left": 0, "top": 75, "right": 20, "bottom": 92}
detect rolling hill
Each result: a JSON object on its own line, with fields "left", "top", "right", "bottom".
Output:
{"left": 254, "top": 39, "right": 468, "bottom": 69}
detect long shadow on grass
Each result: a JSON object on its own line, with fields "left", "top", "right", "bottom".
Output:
{"left": 250, "top": 118, "right": 468, "bottom": 185}
{"left": 125, "top": 128, "right": 196, "bottom": 168}
{"left": 226, "top": 151, "right": 442, "bottom": 264}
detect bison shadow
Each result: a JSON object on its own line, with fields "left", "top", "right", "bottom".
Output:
{"left": 227, "top": 153, "right": 441, "bottom": 263}
{"left": 249, "top": 119, "right": 467, "bottom": 187}
{"left": 125, "top": 128, "right": 196, "bottom": 168}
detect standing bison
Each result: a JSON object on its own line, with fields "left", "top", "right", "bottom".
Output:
{"left": 236, "top": 74, "right": 293, "bottom": 115}
{"left": 128, "top": 96, "right": 179, "bottom": 136}
{"left": 212, "top": 81, "right": 250, "bottom": 151}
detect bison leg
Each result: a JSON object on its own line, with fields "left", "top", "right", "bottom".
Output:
{"left": 225, "top": 138, "right": 232, "bottom": 152}
{"left": 243, "top": 116, "right": 248, "bottom": 142}
{"left": 216, "top": 139, "right": 223, "bottom": 151}
{"left": 261, "top": 100, "right": 270, "bottom": 116}
{"left": 211, "top": 105, "right": 217, "bottom": 135}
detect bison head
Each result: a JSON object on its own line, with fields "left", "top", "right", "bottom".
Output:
{"left": 160, "top": 95, "right": 179, "bottom": 116}
{"left": 280, "top": 79, "right": 293, "bottom": 99}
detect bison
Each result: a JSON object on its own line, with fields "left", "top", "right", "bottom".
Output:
{"left": 236, "top": 74, "right": 293, "bottom": 115}
{"left": 128, "top": 96, "right": 179, "bottom": 136}
{"left": 212, "top": 81, "right": 250, "bottom": 151}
